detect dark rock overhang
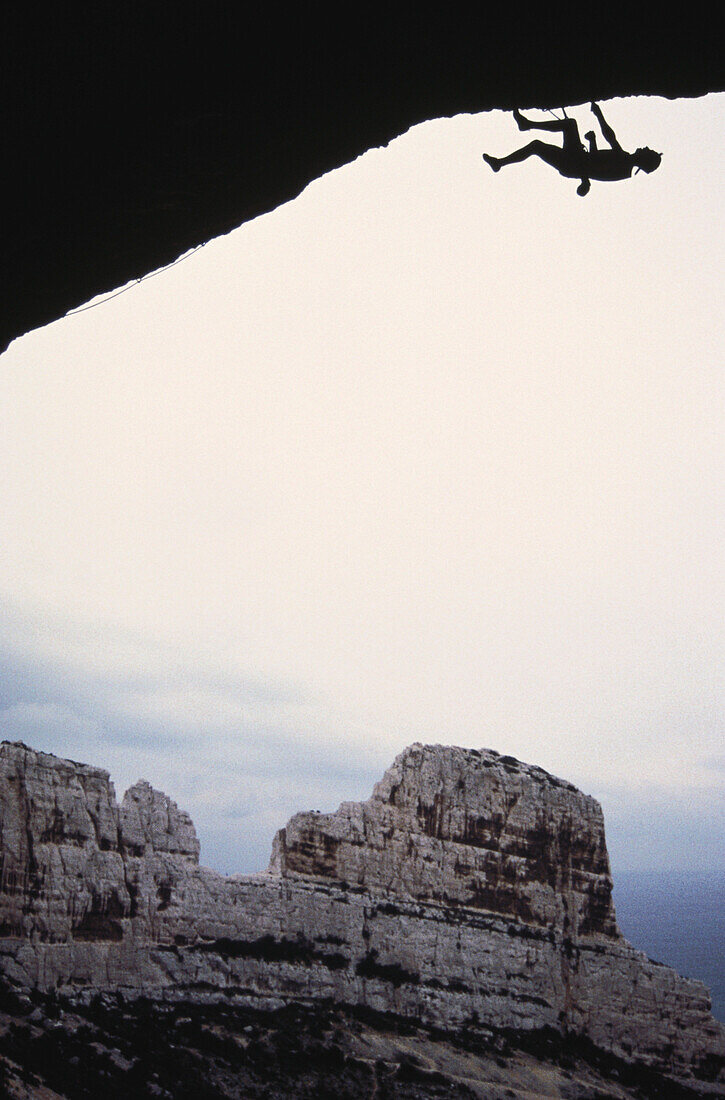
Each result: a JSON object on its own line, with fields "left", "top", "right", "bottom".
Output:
{"left": 3, "top": 8, "right": 723, "bottom": 355}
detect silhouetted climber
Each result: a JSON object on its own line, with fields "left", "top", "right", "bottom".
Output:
{"left": 483, "top": 103, "right": 661, "bottom": 195}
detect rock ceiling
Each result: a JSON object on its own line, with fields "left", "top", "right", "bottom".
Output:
{"left": 4, "top": 10, "right": 724, "bottom": 354}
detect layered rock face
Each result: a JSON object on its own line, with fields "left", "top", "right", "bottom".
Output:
{"left": 0, "top": 739, "right": 723, "bottom": 1095}
{"left": 0, "top": 743, "right": 199, "bottom": 945}
{"left": 270, "top": 744, "right": 617, "bottom": 937}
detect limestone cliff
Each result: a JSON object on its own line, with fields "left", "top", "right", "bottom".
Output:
{"left": 0, "top": 743, "right": 198, "bottom": 945}
{"left": 270, "top": 744, "right": 617, "bottom": 937}
{"left": 0, "top": 739, "right": 723, "bottom": 1096}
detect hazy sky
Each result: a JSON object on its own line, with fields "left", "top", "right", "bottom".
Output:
{"left": 1, "top": 95, "right": 723, "bottom": 877}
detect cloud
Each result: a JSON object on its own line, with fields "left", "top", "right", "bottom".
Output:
{"left": 0, "top": 701, "right": 105, "bottom": 746}
{"left": 0, "top": 615, "right": 385, "bottom": 871}
{"left": 601, "top": 784, "right": 725, "bottom": 876}
{"left": 1, "top": 613, "right": 722, "bottom": 875}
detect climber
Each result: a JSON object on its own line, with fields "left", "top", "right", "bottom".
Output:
{"left": 482, "top": 102, "right": 661, "bottom": 196}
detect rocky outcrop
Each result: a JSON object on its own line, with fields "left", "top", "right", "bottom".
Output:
{"left": 0, "top": 739, "right": 723, "bottom": 1096}
{"left": 270, "top": 745, "right": 617, "bottom": 937}
{"left": 0, "top": 744, "right": 199, "bottom": 945}
{"left": 5, "top": 11, "right": 725, "bottom": 354}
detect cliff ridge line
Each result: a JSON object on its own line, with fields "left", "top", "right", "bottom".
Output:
{"left": 0, "top": 738, "right": 723, "bottom": 1095}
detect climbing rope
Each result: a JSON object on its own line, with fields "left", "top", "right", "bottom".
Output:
{"left": 65, "top": 241, "right": 207, "bottom": 318}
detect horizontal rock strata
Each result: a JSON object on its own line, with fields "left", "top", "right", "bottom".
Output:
{"left": 0, "top": 739, "right": 723, "bottom": 1095}
{"left": 270, "top": 744, "right": 617, "bottom": 937}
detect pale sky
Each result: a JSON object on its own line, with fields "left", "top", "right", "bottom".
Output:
{"left": 1, "top": 95, "right": 723, "bottom": 877}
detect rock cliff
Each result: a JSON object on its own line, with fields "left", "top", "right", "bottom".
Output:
{"left": 5, "top": 11, "right": 725, "bottom": 355}
{"left": 0, "top": 739, "right": 723, "bottom": 1096}
{"left": 270, "top": 745, "right": 617, "bottom": 937}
